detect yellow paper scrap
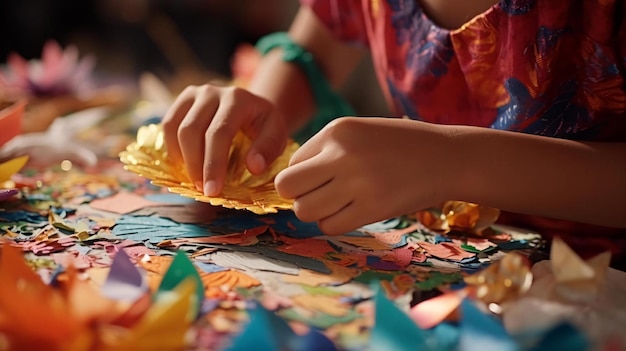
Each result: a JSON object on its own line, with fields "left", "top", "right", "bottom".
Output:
{"left": 120, "top": 124, "right": 297, "bottom": 214}
{"left": 0, "top": 155, "right": 29, "bottom": 183}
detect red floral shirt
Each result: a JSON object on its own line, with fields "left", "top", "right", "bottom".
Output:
{"left": 302, "top": 0, "right": 626, "bottom": 265}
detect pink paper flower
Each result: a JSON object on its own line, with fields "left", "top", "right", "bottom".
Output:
{"left": 0, "top": 40, "right": 95, "bottom": 99}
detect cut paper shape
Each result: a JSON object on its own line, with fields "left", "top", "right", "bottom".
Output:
{"left": 0, "top": 244, "right": 82, "bottom": 348}
{"left": 291, "top": 294, "right": 351, "bottom": 317}
{"left": 0, "top": 100, "right": 25, "bottom": 147}
{"left": 216, "top": 244, "right": 332, "bottom": 274}
{"left": 459, "top": 299, "right": 517, "bottom": 351}
{"left": 105, "top": 278, "right": 196, "bottom": 351}
{"left": 227, "top": 305, "right": 337, "bottom": 351}
{"left": 157, "top": 251, "right": 204, "bottom": 316}
{"left": 0, "top": 155, "right": 29, "bottom": 182}
{"left": 90, "top": 191, "right": 166, "bottom": 214}
{"left": 464, "top": 253, "right": 532, "bottom": 305}
{"left": 200, "top": 270, "right": 261, "bottom": 295}
{"left": 416, "top": 201, "right": 500, "bottom": 235}
{"left": 209, "top": 251, "right": 300, "bottom": 275}
{"left": 194, "top": 261, "right": 228, "bottom": 274}
{"left": 410, "top": 290, "right": 466, "bottom": 329}
{"left": 0, "top": 188, "right": 18, "bottom": 201}
{"left": 173, "top": 225, "right": 268, "bottom": 246}
{"left": 101, "top": 250, "right": 148, "bottom": 302}
{"left": 418, "top": 241, "right": 476, "bottom": 261}
{"left": 369, "top": 284, "right": 428, "bottom": 351}
{"left": 112, "top": 215, "right": 212, "bottom": 244}
{"left": 281, "top": 262, "right": 359, "bottom": 286}
{"left": 550, "top": 237, "right": 611, "bottom": 300}
{"left": 531, "top": 323, "right": 588, "bottom": 351}
{"left": 280, "top": 307, "right": 361, "bottom": 330}
{"left": 144, "top": 193, "right": 196, "bottom": 205}
{"left": 120, "top": 124, "right": 298, "bottom": 214}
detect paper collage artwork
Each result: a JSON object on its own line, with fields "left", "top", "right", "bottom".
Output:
{"left": 1, "top": 85, "right": 624, "bottom": 350}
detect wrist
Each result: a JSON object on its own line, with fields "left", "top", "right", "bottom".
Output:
{"left": 434, "top": 124, "right": 484, "bottom": 204}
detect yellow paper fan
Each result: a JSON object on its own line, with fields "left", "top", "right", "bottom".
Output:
{"left": 119, "top": 124, "right": 297, "bottom": 214}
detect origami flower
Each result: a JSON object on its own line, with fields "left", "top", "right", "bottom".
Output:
{"left": 0, "top": 40, "right": 95, "bottom": 99}
{"left": 120, "top": 124, "right": 298, "bottom": 214}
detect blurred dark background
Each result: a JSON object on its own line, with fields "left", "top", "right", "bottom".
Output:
{"left": 0, "top": 0, "right": 386, "bottom": 113}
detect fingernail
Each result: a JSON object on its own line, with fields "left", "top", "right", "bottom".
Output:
{"left": 204, "top": 180, "right": 218, "bottom": 196}
{"left": 194, "top": 181, "right": 203, "bottom": 191}
{"left": 252, "top": 153, "right": 266, "bottom": 172}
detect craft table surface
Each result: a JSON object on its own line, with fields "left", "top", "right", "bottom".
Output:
{"left": 0, "top": 108, "right": 579, "bottom": 351}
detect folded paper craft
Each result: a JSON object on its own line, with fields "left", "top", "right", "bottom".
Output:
{"left": 120, "top": 124, "right": 298, "bottom": 214}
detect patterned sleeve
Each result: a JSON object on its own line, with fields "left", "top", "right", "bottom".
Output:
{"left": 300, "top": 0, "right": 369, "bottom": 47}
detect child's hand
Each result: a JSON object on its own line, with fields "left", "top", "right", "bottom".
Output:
{"left": 162, "top": 84, "right": 288, "bottom": 196}
{"left": 275, "top": 117, "right": 456, "bottom": 235}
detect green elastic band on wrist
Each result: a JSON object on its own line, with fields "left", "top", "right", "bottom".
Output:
{"left": 256, "top": 32, "right": 355, "bottom": 142}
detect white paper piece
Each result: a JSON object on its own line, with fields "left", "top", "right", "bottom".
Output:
{"left": 210, "top": 251, "right": 300, "bottom": 276}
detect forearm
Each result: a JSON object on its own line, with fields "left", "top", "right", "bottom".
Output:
{"left": 450, "top": 126, "right": 626, "bottom": 228}
{"left": 247, "top": 49, "right": 315, "bottom": 133}
{"left": 247, "top": 6, "right": 364, "bottom": 134}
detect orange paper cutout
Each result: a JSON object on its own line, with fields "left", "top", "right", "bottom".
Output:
{"left": 0, "top": 100, "right": 25, "bottom": 147}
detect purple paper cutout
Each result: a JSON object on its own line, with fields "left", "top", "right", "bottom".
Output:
{"left": 101, "top": 249, "right": 148, "bottom": 301}
{"left": 0, "top": 189, "right": 18, "bottom": 201}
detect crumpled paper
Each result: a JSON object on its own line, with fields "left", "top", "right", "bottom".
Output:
{"left": 120, "top": 124, "right": 297, "bottom": 214}
{"left": 416, "top": 201, "right": 501, "bottom": 235}
{"left": 502, "top": 238, "right": 626, "bottom": 348}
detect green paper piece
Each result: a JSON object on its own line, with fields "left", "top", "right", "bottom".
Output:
{"left": 370, "top": 284, "right": 428, "bottom": 351}
{"left": 414, "top": 271, "right": 463, "bottom": 291}
{"left": 157, "top": 251, "right": 204, "bottom": 316}
{"left": 280, "top": 308, "right": 361, "bottom": 329}
{"left": 461, "top": 244, "right": 497, "bottom": 254}
{"left": 300, "top": 285, "right": 344, "bottom": 297}
{"left": 353, "top": 270, "right": 397, "bottom": 284}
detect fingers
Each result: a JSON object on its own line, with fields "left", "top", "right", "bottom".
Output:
{"left": 275, "top": 152, "right": 334, "bottom": 199}
{"left": 177, "top": 97, "right": 219, "bottom": 188}
{"left": 291, "top": 178, "right": 353, "bottom": 223}
{"left": 317, "top": 201, "right": 364, "bottom": 236}
{"left": 162, "top": 87, "right": 195, "bottom": 164}
{"left": 245, "top": 110, "right": 287, "bottom": 175}
{"left": 201, "top": 92, "right": 245, "bottom": 196}
{"left": 162, "top": 85, "right": 286, "bottom": 197}
{"left": 287, "top": 126, "right": 328, "bottom": 166}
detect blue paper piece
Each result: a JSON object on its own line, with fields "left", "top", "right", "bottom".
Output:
{"left": 101, "top": 250, "right": 147, "bottom": 302}
{"left": 497, "top": 240, "right": 531, "bottom": 250}
{"left": 431, "top": 322, "right": 461, "bottom": 351}
{"left": 530, "top": 323, "right": 588, "bottom": 351}
{"left": 209, "top": 210, "right": 324, "bottom": 238}
{"left": 228, "top": 305, "right": 337, "bottom": 351}
{"left": 0, "top": 210, "right": 46, "bottom": 223}
{"left": 459, "top": 299, "right": 518, "bottom": 351}
{"left": 48, "top": 265, "right": 65, "bottom": 287}
{"left": 435, "top": 235, "right": 452, "bottom": 243}
{"left": 370, "top": 285, "right": 428, "bottom": 351}
{"left": 112, "top": 215, "right": 214, "bottom": 243}
{"left": 366, "top": 256, "right": 403, "bottom": 271}
{"left": 144, "top": 193, "right": 196, "bottom": 205}
{"left": 194, "top": 261, "right": 228, "bottom": 273}
{"left": 360, "top": 218, "right": 402, "bottom": 232}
